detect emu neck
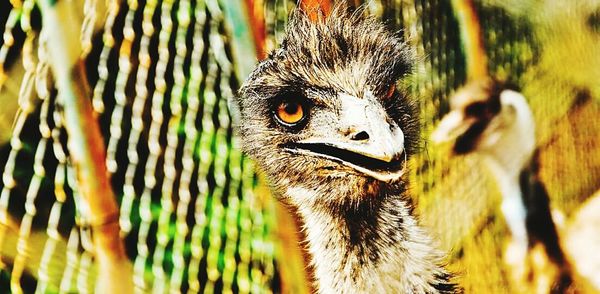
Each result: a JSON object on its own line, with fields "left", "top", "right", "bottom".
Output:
{"left": 486, "top": 154, "right": 530, "bottom": 253}
{"left": 482, "top": 90, "right": 537, "bottom": 253}
{"left": 286, "top": 187, "right": 449, "bottom": 293}
{"left": 484, "top": 118, "right": 534, "bottom": 249}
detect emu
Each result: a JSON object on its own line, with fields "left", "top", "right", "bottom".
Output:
{"left": 235, "top": 5, "right": 457, "bottom": 293}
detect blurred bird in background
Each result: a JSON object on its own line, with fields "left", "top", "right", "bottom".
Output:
{"left": 427, "top": 0, "right": 600, "bottom": 292}
{"left": 432, "top": 78, "right": 575, "bottom": 293}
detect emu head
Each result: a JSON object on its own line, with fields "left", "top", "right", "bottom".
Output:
{"left": 236, "top": 6, "right": 419, "bottom": 207}
{"left": 431, "top": 78, "right": 535, "bottom": 166}
{"left": 431, "top": 79, "right": 503, "bottom": 154}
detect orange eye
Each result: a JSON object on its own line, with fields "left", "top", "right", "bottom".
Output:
{"left": 276, "top": 101, "right": 305, "bottom": 125}
{"left": 386, "top": 83, "right": 396, "bottom": 99}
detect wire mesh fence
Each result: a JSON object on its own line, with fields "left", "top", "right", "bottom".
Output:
{"left": 1, "top": 0, "right": 278, "bottom": 292}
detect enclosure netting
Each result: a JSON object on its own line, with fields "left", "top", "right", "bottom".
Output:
{"left": 1, "top": 0, "right": 599, "bottom": 293}
{"left": 0, "top": 0, "right": 277, "bottom": 292}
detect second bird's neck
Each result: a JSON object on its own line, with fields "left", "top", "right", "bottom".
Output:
{"left": 286, "top": 186, "right": 452, "bottom": 293}
{"left": 481, "top": 90, "right": 537, "bottom": 250}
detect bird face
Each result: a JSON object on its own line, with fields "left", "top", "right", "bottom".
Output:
{"left": 236, "top": 7, "right": 419, "bottom": 205}
{"left": 279, "top": 90, "right": 406, "bottom": 182}
{"left": 431, "top": 78, "right": 505, "bottom": 154}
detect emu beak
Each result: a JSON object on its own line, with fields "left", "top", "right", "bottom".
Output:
{"left": 284, "top": 93, "right": 407, "bottom": 182}
{"left": 430, "top": 111, "right": 472, "bottom": 144}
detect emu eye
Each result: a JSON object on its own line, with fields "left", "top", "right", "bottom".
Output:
{"left": 386, "top": 83, "right": 396, "bottom": 99}
{"left": 275, "top": 100, "right": 306, "bottom": 126}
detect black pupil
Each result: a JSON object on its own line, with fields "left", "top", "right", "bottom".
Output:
{"left": 284, "top": 102, "right": 299, "bottom": 114}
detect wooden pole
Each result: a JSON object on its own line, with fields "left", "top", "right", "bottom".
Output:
{"left": 35, "top": 1, "right": 133, "bottom": 293}
{"left": 243, "top": 0, "right": 268, "bottom": 60}
{"left": 451, "top": 0, "right": 489, "bottom": 81}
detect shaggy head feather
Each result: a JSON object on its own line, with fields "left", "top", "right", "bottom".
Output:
{"left": 237, "top": 5, "right": 419, "bottom": 209}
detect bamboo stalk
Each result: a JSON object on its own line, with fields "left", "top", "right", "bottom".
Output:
{"left": 451, "top": 0, "right": 489, "bottom": 81}
{"left": 223, "top": 0, "right": 261, "bottom": 79}
{"left": 35, "top": 1, "right": 133, "bottom": 293}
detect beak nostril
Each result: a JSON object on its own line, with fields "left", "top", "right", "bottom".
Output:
{"left": 351, "top": 131, "right": 370, "bottom": 141}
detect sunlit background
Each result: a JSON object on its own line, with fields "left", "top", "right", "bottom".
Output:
{"left": 0, "top": 0, "right": 598, "bottom": 293}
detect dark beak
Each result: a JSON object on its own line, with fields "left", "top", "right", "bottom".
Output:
{"left": 431, "top": 110, "right": 474, "bottom": 144}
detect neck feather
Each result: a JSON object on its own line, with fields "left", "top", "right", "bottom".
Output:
{"left": 286, "top": 186, "right": 454, "bottom": 293}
